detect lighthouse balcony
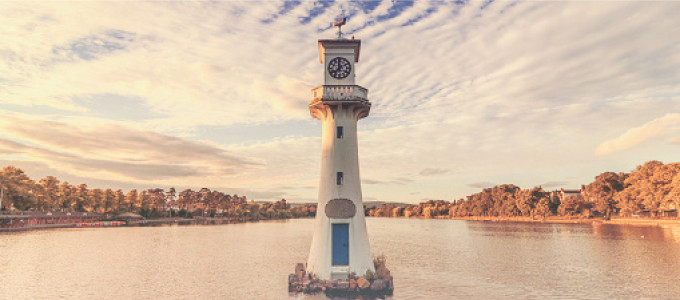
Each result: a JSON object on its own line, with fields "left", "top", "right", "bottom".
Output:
{"left": 312, "top": 85, "right": 369, "bottom": 102}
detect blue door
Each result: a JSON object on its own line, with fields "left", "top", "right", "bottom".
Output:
{"left": 332, "top": 223, "right": 349, "bottom": 265}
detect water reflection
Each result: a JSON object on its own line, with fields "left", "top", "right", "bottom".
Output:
{"left": 591, "top": 222, "right": 676, "bottom": 242}
{"left": 464, "top": 220, "right": 680, "bottom": 244}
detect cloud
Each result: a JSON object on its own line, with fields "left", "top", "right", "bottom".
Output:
{"left": 0, "top": 136, "right": 212, "bottom": 180}
{"left": 363, "top": 177, "right": 414, "bottom": 185}
{"left": 362, "top": 179, "right": 384, "bottom": 185}
{"left": 538, "top": 181, "right": 570, "bottom": 189}
{"left": 0, "top": 113, "right": 256, "bottom": 181}
{"left": 595, "top": 113, "right": 680, "bottom": 156}
{"left": 467, "top": 182, "right": 495, "bottom": 189}
{"left": 419, "top": 168, "right": 448, "bottom": 176}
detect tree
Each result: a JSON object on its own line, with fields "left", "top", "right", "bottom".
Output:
{"left": 138, "top": 190, "right": 150, "bottom": 211}
{"left": 58, "top": 181, "right": 76, "bottom": 211}
{"left": 37, "top": 176, "right": 60, "bottom": 211}
{"left": 114, "top": 189, "right": 125, "bottom": 213}
{"left": 87, "top": 188, "right": 104, "bottom": 213}
{"left": 166, "top": 187, "right": 176, "bottom": 202}
{"left": 584, "top": 172, "right": 626, "bottom": 217}
{"left": 615, "top": 161, "right": 680, "bottom": 216}
{"left": 74, "top": 184, "right": 89, "bottom": 212}
{"left": 533, "top": 196, "right": 551, "bottom": 219}
{"left": 0, "top": 166, "right": 36, "bottom": 210}
{"left": 124, "top": 189, "right": 138, "bottom": 212}
{"left": 178, "top": 189, "right": 195, "bottom": 210}
{"left": 148, "top": 188, "right": 166, "bottom": 211}
{"left": 103, "top": 189, "right": 116, "bottom": 213}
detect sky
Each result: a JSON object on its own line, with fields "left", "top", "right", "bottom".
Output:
{"left": 1, "top": 1, "right": 680, "bottom": 204}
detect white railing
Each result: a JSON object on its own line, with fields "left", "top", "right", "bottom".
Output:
{"left": 312, "top": 85, "right": 368, "bottom": 101}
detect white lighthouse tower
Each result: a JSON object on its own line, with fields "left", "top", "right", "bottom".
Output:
{"left": 306, "top": 17, "right": 374, "bottom": 280}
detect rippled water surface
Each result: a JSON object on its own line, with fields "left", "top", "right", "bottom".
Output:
{"left": 2, "top": 218, "right": 680, "bottom": 299}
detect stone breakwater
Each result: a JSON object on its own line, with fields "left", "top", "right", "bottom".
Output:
{"left": 288, "top": 260, "right": 394, "bottom": 297}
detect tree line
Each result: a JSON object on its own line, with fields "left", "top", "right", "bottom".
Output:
{"left": 0, "top": 166, "right": 316, "bottom": 219}
{"left": 366, "top": 161, "right": 680, "bottom": 219}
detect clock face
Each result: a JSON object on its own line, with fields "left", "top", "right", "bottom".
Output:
{"left": 327, "top": 57, "right": 352, "bottom": 79}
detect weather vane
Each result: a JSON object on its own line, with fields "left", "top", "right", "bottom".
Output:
{"left": 332, "top": 13, "right": 347, "bottom": 39}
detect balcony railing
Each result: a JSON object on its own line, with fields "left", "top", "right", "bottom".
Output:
{"left": 312, "top": 85, "right": 368, "bottom": 101}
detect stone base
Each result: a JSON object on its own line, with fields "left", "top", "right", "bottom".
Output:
{"left": 288, "top": 262, "right": 394, "bottom": 297}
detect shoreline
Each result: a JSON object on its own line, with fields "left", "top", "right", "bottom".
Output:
{"left": 441, "top": 215, "right": 680, "bottom": 227}
{"left": 4, "top": 215, "right": 679, "bottom": 233}
{"left": 0, "top": 216, "right": 314, "bottom": 233}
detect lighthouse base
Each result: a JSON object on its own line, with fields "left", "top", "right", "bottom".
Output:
{"left": 287, "top": 257, "right": 394, "bottom": 297}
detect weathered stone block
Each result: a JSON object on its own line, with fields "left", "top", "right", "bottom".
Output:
{"left": 370, "top": 279, "right": 387, "bottom": 291}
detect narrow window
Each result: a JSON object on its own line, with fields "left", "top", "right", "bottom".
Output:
{"left": 337, "top": 172, "right": 344, "bottom": 185}
{"left": 337, "top": 126, "right": 343, "bottom": 139}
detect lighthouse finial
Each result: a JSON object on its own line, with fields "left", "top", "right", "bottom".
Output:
{"left": 331, "top": 12, "right": 347, "bottom": 39}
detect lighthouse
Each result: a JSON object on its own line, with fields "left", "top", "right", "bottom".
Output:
{"left": 306, "top": 17, "right": 374, "bottom": 280}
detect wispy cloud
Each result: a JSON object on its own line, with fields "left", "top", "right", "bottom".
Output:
{"left": 0, "top": 112, "right": 256, "bottom": 181}
{"left": 467, "top": 182, "right": 495, "bottom": 189}
{"left": 595, "top": 113, "right": 680, "bottom": 156}
{"left": 363, "top": 177, "right": 414, "bottom": 185}
{"left": 419, "top": 168, "right": 448, "bottom": 176}
{"left": 538, "top": 181, "right": 570, "bottom": 189}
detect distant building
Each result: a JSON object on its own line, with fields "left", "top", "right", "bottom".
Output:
{"left": 549, "top": 186, "right": 586, "bottom": 202}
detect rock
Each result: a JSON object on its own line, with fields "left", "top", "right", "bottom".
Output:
{"left": 356, "top": 277, "right": 370, "bottom": 290}
{"left": 326, "top": 280, "right": 337, "bottom": 288}
{"left": 370, "top": 279, "right": 387, "bottom": 291}
{"left": 376, "top": 265, "right": 391, "bottom": 280}
{"left": 295, "top": 263, "right": 306, "bottom": 281}
{"left": 308, "top": 283, "right": 322, "bottom": 292}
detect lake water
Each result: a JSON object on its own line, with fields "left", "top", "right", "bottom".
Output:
{"left": 1, "top": 218, "right": 680, "bottom": 299}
